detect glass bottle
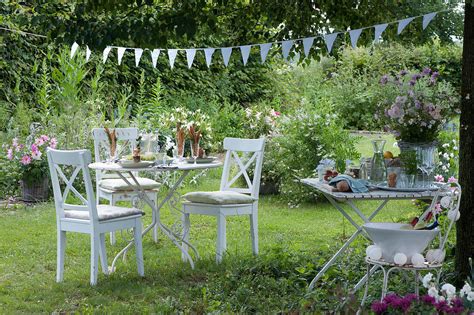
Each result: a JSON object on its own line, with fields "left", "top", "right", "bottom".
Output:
{"left": 370, "top": 139, "right": 387, "bottom": 185}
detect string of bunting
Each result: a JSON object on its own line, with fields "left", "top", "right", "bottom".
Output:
{"left": 70, "top": 10, "right": 445, "bottom": 68}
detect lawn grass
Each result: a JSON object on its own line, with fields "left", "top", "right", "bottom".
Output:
{"left": 0, "top": 134, "right": 455, "bottom": 313}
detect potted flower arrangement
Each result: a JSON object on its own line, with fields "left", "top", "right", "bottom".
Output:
{"left": 5, "top": 135, "right": 58, "bottom": 202}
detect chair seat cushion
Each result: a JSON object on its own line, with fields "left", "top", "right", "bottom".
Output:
{"left": 183, "top": 191, "right": 256, "bottom": 205}
{"left": 99, "top": 177, "right": 160, "bottom": 191}
{"left": 64, "top": 205, "right": 144, "bottom": 221}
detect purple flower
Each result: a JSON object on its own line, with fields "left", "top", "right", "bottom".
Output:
{"left": 380, "top": 75, "right": 389, "bottom": 85}
{"left": 421, "top": 294, "right": 436, "bottom": 305}
{"left": 409, "top": 79, "right": 416, "bottom": 86}
{"left": 7, "top": 148, "right": 13, "bottom": 160}
{"left": 371, "top": 301, "right": 388, "bottom": 314}
{"left": 431, "top": 71, "right": 439, "bottom": 79}
{"left": 408, "top": 90, "right": 415, "bottom": 97}
{"left": 415, "top": 100, "right": 422, "bottom": 109}
{"left": 400, "top": 70, "right": 408, "bottom": 76}
{"left": 422, "top": 67, "right": 432, "bottom": 75}
{"left": 412, "top": 73, "right": 422, "bottom": 80}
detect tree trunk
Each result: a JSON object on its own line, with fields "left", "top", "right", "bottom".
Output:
{"left": 455, "top": 1, "right": 474, "bottom": 282}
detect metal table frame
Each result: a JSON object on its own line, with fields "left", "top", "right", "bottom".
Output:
{"left": 89, "top": 162, "right": 222, "bottom": 271}
{"left": 301, "top": 178, "right": 441, "bottom": 292}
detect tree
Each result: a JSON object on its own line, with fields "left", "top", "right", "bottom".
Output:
{"left": 456, "top": 0, "right": 474, "bottom": 282}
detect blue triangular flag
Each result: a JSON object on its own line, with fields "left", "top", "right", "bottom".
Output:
{"left": 259, "top": 43, "right": 272, "bottom": 63}
{"left": 422, "top": 12, "right": 437, "bottom": 30}
{"left": 204, "top": 48, "right": 215, "bottom": 68}
{"left": 349, "top": 29, "right": 363, "bottom": 48}
{"left": 221, "top": 47, "right": 232, "bottom": 67}
{"left": 374, "top": 23, "right": 388, "bottom": 43}
{"left": 302, "top": 37, "right": 315, "bottom": 57}
{"left": 324, "top": 33, "right": 338, "bottom": 53}
{"left": 185, "top": 49, "right": 196, "bottom": 69}
{"left": 240, "top": 45, "right": 251, "bottom": 65}
{"left": 397, "top": 17, "right": 415, "bottom": 35}
{"left": 281, "top": 40, "right": 294, "bottom": 59}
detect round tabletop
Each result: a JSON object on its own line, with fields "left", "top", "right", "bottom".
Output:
{"left": 89, "top": 161, "right": 222, "bottom": 172}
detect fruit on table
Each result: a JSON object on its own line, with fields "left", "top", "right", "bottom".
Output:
{"left": 383, "top": 151, "right": 394, "bottom": 159}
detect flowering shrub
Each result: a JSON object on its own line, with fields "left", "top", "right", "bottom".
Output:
{"left": 436, "top": 130, "right": 459, "bottom": 178}
{"left": 4, "top": 135, "right": 57, "bottom": 185}
{"left": 377, "top": 69, "right": 459, "bottom": 143}
{"left": 241, "top": 106, "right": 280, "bottom": 139}
{"left": 159, "top": 107, "right": 212, "bottom": 141}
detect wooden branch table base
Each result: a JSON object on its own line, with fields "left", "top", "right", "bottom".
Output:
{"left": 301, "top": 178, "right": 442, "bottom": 292}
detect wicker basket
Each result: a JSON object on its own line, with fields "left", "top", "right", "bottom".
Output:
{"left": 20, "top": 177, "right": 49, "bottom": 202}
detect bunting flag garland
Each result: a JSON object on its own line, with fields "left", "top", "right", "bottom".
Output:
{"left": 324, "top": 33, "right": 338, "bottom": 53}
{"left": 240, "top": 45, "right": 251, "bottom": 65}
{"left": 281, "top": 40, "right": 293, "bottom": 59}
{"left": 102, "top": 46, "right": 112, "bottom": 64}
{"left": 185, "top": 49, "right": 196, "bottom": 68}
{"left": 72, "top": 9, "right": 446, "bottom": 69}
{"left": 397, "top": 17, "right": 415, "bottom": 34}
{"left": 135, "top": 48, "right": 143, "bottom": 67}
{"left": 221, "top": 47, "right": 232, "bottom": 67}
{"left": 117, "top": 47, "right": 126, "bottom": 65}
{"left": 151, "top": 49, "right": 160, "bottom": 68}
{"left": 349, "top": 29, "right": 363, "bottom": 48}
{"left": 422, "top": 12, "right": 437, "bottom": 30}
{"left": 204, "top": 48, "right": 215, "bottom": 67}
{"left": 168, "top": 49, "right": 178, "bottom": 69}
{"left": 374, "top": 23, "right": 388, "bottom": 42}
{"left": 259, "top": 43, "right": 272, "bottom": 63}
{"left": 70, "top": 42, "right": 79, "bottom": 58}
{"left": 302, "top": 37, "right": 315, "bottom": 56}
{"left": 86, "top": 45, "right": 91, "bottom": 61}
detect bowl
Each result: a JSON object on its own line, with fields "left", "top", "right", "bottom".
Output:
{"left": 363, "top": 222, "right": 439, "bottom": 263}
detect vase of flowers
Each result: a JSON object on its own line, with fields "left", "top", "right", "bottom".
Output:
{"left": 5, "top": 135, "right": 58, "bottom": 202}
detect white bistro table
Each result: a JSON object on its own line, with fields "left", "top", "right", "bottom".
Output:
{"left": 89, "top": 161, "right": 222, "bottom": 271}
{"left": 301, "top": 178, "right": 443, "bottom": 292}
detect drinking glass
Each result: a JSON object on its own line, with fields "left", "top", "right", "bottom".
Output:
{"left": 190, "top": 140, "right": 200, "bottom": 164}
{"left": 417, "top": 145, "right": 436, "bottom": 187}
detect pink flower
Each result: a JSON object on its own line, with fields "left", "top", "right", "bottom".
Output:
{"left": 433, "top": 203, "right": 442, "bottom": 215}
{"left": 271, "top": 109, "right": 281, "bottom": 117}
{"left": 21, "top": 155, "right": 31, "bottom": 165}
{"left": 12, "top": 138, "right": 18, "bottom": 148}
{"left": 31, "top": 144, "right": 42, "bottom": 160}
{"left": 35, "top": 137, "right": 45, "bottom": 146}
{"left": 434, "top": 175, "right": 445, "bottom": 183}
{"left": 40, "top": 135, "right": 50, "bottom": 142}
{"left": 447, "top": 176, "right": 457, "bottom": 183}
{"left": 49, "top": 138, "right": 58, "bottom": 149}
{"left": 7, "top": 149, "right": 13, "bottom": 160}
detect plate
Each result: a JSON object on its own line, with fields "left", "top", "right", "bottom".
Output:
{"left": 118, "top": 160, "right": 154, "bottom": 168}
{"left": 185, "top": 157, "right": 217, "bottom": 164}
{"left": 373, "top": 182, "right": 441, "bottom": 192}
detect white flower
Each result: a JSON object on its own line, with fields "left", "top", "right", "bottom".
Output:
{"left": 460, "top": 283, "right": 472, "bottom": 296}
{"left": 32, "top": 150, "right": 42, "bottom": 160}
{"left": 441, "top": 283, "right": 456, "bottom": 297}
{"left": 443, "top": 153, "right": 450, "bottom": 159}
{"left": 422, "top": 273, "right": 433, "bottom": 288}
{"left": 468, "top": 291, "right": 474, "bottom": 302}
{"left": 428, "top": 286, "right": 439, "bottom": 299}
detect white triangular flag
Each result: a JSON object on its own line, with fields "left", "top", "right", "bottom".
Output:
{"left": 204, "top": 48, "right": 215, "bottom": 68}
{"left": 281, "top": 40, "right": 293, "bottom": 59}
{"left": 422, "top": 12, "right": 437, "bottom": 30}
{"left": 151, "top": 49, "right": 160, "bottom": 68}
{"left": 374, "top": 23, "right": 388, "bottom": 43}
{"left": 240, "top": 45, "right": 251, "bottom": 65}
{"left": 221, "top": 47, "right": 232, "bottom": 67}
{"left": 259, "top": 43, "right": 272, "bottom": 64}
{"left": 324, "top": 33, "right": 338, "bottom": 53}
{"left": 302, "top": 37, "right": 315, "bottom": 57}
{"left": 397, "top": 17, "right": 415, "bottom": 35}
{"left": 168, "top": 49, "right": 178, "bottom": 69}
{"left": 134, "top": 48, "right": 143, "bottom": 67}
{"left": 85, "top": 45, "right": 91, "bottom": 62}
{"left": 103, "top": 46, "right": 112, "bottom": 64}
{"left": 185, "top": 49, "right": 196, "bottom": 69}
{"left": 349, "top": 29, "right": 363, "bottom": 48}
{"left": 70, "top": 42, "right": 79, "bottom": 59}
{"left": 117, "top": 47, "right": 126, "bottom": 65}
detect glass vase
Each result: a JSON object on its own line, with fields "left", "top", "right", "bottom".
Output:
{"left": 398, "top": 141, "right": 437, "bottom": 188}
{"left": 370, "top": 139, "right": 387, "bottom": 185}
{"left": 176, "top": 128, "right": 186, "bottom": 160}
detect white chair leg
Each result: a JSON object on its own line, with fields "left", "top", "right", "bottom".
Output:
{"left": 110, "top": 199, "right": 116, "bottom": 245}
{"left": 181, "top": 213, "right": 190, "bottom": 262}
{"left": 360, "top": 263, "right": 371, "bottom": 308}
{"left": 152, "top": 195, "right": 158, "bottom": 243}
{"left": 90, "top": 234, "right": 100, "bottom": 286}
{"left": 56, "top": 230, "right": 66, "bottom": 283}
{"left": 414, "top": 270, "right": 419, "bottom": 295}
{"left": 250, "top": 206, "right": 258, "bottom": 255}
{"left": 216, "top": 213, "right": 227, "bottom": 263}
{"left": 381, "top": 267, "right": 389, "bottom": 300}
{"left": 99, "top": 233, "right": 108, "bottom": 275}
{"left": 134, "top": 219, "right": 145, "bottom": 277}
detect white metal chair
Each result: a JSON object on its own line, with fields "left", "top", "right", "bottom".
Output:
{"left": 47, "top": 148, "right": 145, "bottom": 285}
{"left": 181, "top": 137, "right": 265, "bottom": 263}
{"left": 92, "top": 128, "right": 160, "bottom": 245}
{"left": 360, "top": 182, "right": 461, "bottom": 305}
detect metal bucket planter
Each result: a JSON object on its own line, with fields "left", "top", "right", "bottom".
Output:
{"left": 20, "top": 177, "right": 49, "bottom": 202}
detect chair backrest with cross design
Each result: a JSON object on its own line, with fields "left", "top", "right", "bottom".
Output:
{"left": 219, "top": 137, "right": 266, "bottom": 199}
{"left": 47, "top": 148, "right": 99, "bottom": 224}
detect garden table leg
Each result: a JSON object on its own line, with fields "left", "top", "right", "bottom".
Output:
{"left": 110, "top": 170, "right": 200, "bottom": 272}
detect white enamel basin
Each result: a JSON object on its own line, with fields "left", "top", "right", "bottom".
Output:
{"left": 363, "top": 222, "right": 439, "bottom": 263}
